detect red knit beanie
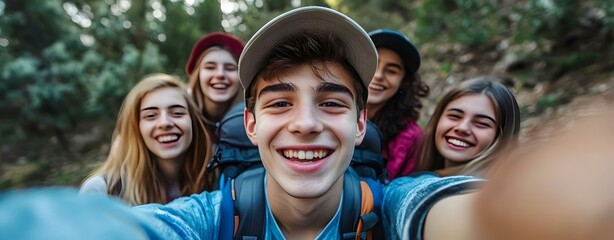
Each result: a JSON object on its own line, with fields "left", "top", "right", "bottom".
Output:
{"left": 185, "top": 32, "right": 244, "bottom": 75}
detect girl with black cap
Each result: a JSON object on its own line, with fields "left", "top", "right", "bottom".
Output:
{"left": 367, "top": 29, "right": 429, "bottom": 181}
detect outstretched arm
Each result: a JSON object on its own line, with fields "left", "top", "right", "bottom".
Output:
{"left": 427, "top": 96, "right": 614, "bottom": 240}
{"left": 0, "top": 188, "right": 222, "bottom": 240}
{"left": 389, "top": 95, "right": 614, "bottom": 240}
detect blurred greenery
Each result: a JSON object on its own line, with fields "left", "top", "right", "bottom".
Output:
{"left": 0, "top": 0, "right": 612, "bottom": 189}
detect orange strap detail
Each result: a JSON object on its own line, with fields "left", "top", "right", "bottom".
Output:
{"left": 356, "top": 181, "right": 374, "bottom": 240}
{"left": 232, "top": 180, "right": 238, "bottom": 236}
{"left": 234, "top": 215, "right": 239, "bottom": 236}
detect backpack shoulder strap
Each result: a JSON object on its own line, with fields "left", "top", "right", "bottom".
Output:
{"left": 358, "top": 178, "right": 383, "bottom": 240}
{"left": 362, "top": 178, "right": 383, "bottom": 214}
{"left": 232, "top": 167, "right": 266, "bottom": 240}
{"left": 219, "top": 175, "right": 236, "bottom": 240}
{"left": 226, "top": 168, "right": 383, "bottom": 240}
{"left": 340, "top": 170, "right": 384, "bottom": 240}
{"left": 340, "top": 170, "right": 363, "bottom": 239}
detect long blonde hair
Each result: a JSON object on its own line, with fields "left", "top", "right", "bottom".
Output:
{"left": 91, "top": 73, "right": 216, "bottom": 205}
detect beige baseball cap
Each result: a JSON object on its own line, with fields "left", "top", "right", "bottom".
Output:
{"left": 238, "top": 6, "right": 377, "bottom": 101}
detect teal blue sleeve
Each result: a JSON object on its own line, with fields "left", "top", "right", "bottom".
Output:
{"left": 382, "top": 173, "right": 482, "bottom": 240}
{"left": 135, "top": 190, "right": 222, "bottom": 239}
{"left": 0, "top": 187, "right": 222, "bottom": 240}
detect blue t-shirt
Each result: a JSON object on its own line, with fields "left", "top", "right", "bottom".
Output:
{"left": 263, "top": 177, "right": 343, "bottom": 240}
{"left": 0, "top": 174, "right": 480, "bottom": 239}
{"left": 132, "top": 175, "right": 346, "bottom": 239}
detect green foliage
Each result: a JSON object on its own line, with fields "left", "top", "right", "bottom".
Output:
{"left": 0, "top": 0, "right": 225, "bottom": 142}
{"left": 536, "top": 94, "right": 559, "bottom": 109}
{"left": 601, "top": 0, "right": 614, "bottom": 28}
{"left": 409, "top": 0, "right": 612, "bottom": 78}
{"left": 158, "top": 0, "right": 223, "bottom": 75}
{"left": 511, "top": 0, "right": 612, "bottom": 73}
{"left": 413, "top": 0, "right": 504, "bottom": 47}
{"left": 439, "top": 62, "right": 453, "bottom": 75}
{"left": 514, "top": 0, "right": 582, "bottom": 42}
{"left": 225, "top": 0, "right": 299, "bottom": 40}
{"left": 2, "top": 0, "right": 89, "bottom": 137}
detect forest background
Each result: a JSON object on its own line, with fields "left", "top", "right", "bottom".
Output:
{"left": 1, "top": 0, "right": 612, "bottom": 189}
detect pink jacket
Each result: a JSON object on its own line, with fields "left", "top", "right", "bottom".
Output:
{"left": 383, "top": 120, "right": 423, "bottom": 181}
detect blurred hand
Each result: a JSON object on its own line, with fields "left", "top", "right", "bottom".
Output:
{"left": 476, "top": 105, "right": 614, "bottom": 240}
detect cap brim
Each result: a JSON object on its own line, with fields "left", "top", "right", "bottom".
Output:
{"left": 239, "top": 6, "right": 376, "bottom": 97}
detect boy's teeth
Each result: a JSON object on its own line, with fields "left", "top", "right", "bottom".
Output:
{"left": 283, "top": 150, "right": 328, "bottom": 160}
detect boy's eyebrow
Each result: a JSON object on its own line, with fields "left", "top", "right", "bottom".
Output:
{"left": 258, "top": 82, "right": 296, "bottom": 98}
{"left": 316, "top": 82, "right": 354, "bottom": 99}
{"left": 448, "top": 108, "right": 497, "bottom": 124}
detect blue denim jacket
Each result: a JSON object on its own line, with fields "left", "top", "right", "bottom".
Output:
{"left": 383, "top": 173, "right": 481, "bottom": 240}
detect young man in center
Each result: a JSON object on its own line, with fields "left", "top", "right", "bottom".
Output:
{"left": 224, "top": 5, "right": 479, "bottom": 239}
{"left": 237, "top": 6, "right": 377, "bottom": 238}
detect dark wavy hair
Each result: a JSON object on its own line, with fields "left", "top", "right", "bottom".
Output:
{"left": 370, "top": 72, "right": 429, "bottom": 145}
{"left": 246, "top": 30, "right": 365, "bottom": 114}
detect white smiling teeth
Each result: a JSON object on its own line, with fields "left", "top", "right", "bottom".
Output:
{"left": 158, "top": 135, "right": 178, "bottom": 143}
{"left": 369, "top": 85, "right": 384, "bottom": 90}
{"left": 283, "top": 150, "right": 328, "bottom": 160}
{"left": 448, "top": 138, "right": 469, "bottom": 147}
{"left": 212, "top": 84, "right": 228, "bottom": 89}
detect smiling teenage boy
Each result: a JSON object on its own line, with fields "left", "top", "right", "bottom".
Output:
{"left": 179, "top": 5, "right": 479, "bottom": 239}
{"left": 236, "top": 6, "right": 376, "bottom": 239}
{"left": 232, "top": 8, "right": 480, "bottom": 238}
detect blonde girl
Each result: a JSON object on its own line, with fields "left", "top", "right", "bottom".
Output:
{"left": 80, "top": 73, "right": 217, "bottom": 205}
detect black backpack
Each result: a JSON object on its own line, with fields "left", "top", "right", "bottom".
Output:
{"left": 208, "top": 103, "right": 386, "bottom": 240}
